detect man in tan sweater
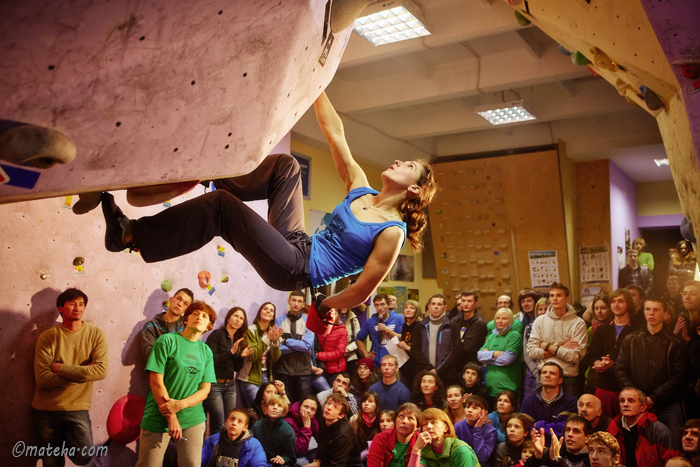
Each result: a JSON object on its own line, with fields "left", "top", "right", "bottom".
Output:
{"left": 32, "top": 288, "right": 108, "bottom": 467}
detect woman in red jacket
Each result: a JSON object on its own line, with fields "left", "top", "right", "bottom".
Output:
{"left": 316, "top": 309, "right": 350, "bottom": 386}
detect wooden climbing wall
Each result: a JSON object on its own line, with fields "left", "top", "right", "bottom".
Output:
{"left": 429, "top": 149, "right": 571, "bottom": 321}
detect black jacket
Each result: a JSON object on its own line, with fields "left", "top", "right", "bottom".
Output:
{"left": 206, "top": 328, "right": 246, "bottom": 380}
{"left": 316, "top": 418, "right": 361, "bottom": 467}
{"left": 615, "top": 328, "right": 689, "bottom": 408}
{"left": 586, "top": 320, "right": 638, "bottom": 391}
{"left": 447, "top": 311, "right": 487, "bottom": 369}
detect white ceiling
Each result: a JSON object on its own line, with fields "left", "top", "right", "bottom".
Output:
{"left": 292, "top": 0, "right": 671, "bottom": 183}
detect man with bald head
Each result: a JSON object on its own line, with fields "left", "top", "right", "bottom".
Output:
{"left": 578, "top": 394, "right": 611, "bottom": 433}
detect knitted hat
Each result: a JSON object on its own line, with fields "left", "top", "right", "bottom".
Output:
{"left": 358, "top": 358, "right": 375, "bottom": 371}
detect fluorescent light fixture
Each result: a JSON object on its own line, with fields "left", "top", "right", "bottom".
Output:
{"left": 353, "top": 0, "right": 432, "bottom": 47}
{"left": 475, "top": 100, "right": 537, "bottom": 125}
{"left": 654, "top": 158, "right": 669, "bottom": 167}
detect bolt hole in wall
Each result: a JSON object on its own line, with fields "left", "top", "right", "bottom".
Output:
{"left": 638, "top": 227, "right": 685, "bottom": 295}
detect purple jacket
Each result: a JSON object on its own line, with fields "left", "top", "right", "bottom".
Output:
{"left": 284, "top": 401, "right": 320, "bottom": 457}
{"left": 520, "top": 388, "right": 577, "bottom": 438}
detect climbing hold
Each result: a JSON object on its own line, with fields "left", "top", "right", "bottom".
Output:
{"left": 73, "top": 257, "right": 84, "bottom": 266}
{"left": 0, "top": 124, "right": 76, "bottom": 168}
{"left": 587, "top": 66, "right": 601, "bottom": 78}
{"left": 198, "top": 271, "right": 211, "bottom": 288}
{"left": 72, "top": 191, "right": 102, "bottom": 215}
{"left": 640, "top": 85, "right": 664, "bottom": 111}
{"left": 221, "top": 274, "right": 229, "bottom": 283}
{"left": 161, "top": 280, "right": 172, "bottom": 292}
{"left": 329, "top": 0, "right": 374, "bottom": 33}
{"left": 557, "top": 44, "right": 571, "bottom": 56}
{"left": 571, "top": 51, "right": 590, "bottom": 66}
{"left": 514, "top": 11, "right": 531, "bottom": 26}
{"left": 40, "top": 273, "right": 48, "bottom": 280}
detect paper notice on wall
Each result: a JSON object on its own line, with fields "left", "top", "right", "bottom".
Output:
{"left": 580, "top": 245, "right": 611, "bottom": 284}
{"left": 528, "top": 250, "right": 560, "bottom": 288}
{"left": 386, "top": 336, "right": 409, "bottom": 367}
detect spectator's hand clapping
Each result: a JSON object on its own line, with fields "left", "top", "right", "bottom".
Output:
{"left": 240, "top": 346, "right": 252, "bottom": 358}
{"left": 549, "top": 429, "right": 562, "bottom": 460}
{"left": 232, "top": 338, "right": 245, "bottom": 354}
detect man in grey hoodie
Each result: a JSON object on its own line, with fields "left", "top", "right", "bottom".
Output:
{"left": 526, "top": 282, "right": 588, "bottom": 396}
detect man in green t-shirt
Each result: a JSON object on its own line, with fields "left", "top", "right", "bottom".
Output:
{"left": 136, "top": 301, "right": 217, "bottom": 467}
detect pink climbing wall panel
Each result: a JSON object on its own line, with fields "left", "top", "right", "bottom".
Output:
{"left": 0, "top": 0, "right": 350, "bottom": 203}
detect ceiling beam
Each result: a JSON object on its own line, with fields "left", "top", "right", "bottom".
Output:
{"left": 327, "top": 43, "right": 590, "bottom": 113}
{"left": 515, "top": 28, "right": 544, "bottom": 59}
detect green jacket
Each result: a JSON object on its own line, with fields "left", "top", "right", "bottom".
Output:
{"left": 420, "top": 437, "right": 480, "bottom": 467}
{"left": 237, "top": 324, "right": 281, "bottom": 385}
{"left": 479, "top": 328, "right": 522, "bottom": 397}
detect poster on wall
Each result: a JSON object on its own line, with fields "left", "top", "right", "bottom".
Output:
{"left": 393, "top": 286, "right": 407, "bottom": 313}
{"left": 390, "top": 254, "right": 415, "bottom": 282}
{"left": 309, "top": 209, "right": 332, "bottom": 235}
{"left": 580, "top": 245, "right": 611, "bottom": 284}
{"left": 528, "top": 250, "right": 560, "bottom": 288}
{"left": 291, "top": 152, "right": 311, "bottom": 200}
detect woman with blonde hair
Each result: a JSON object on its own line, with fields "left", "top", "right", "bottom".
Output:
{"left": 406, "top": 408, "right": 479, "bottom": 467}
{"left": 478, "top": 308, "right": 522, "bottom": 398}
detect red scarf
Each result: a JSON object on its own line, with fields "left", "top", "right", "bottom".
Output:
{"left": 362, "top": 412, "right": 376, "bottom": 428}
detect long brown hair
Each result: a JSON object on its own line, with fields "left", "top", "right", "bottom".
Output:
{"left": 398, "top": 160, "right": 437, "bottom": 252}
{"left": 223, "top": 306, "right": 249, "bottom": 342}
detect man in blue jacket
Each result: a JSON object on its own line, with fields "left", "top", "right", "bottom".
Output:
{"left": 201, "top": 408, "right": 267, "bottom": 467}
{"left": 356, "top": 294, "right": 404, "bottom": 368}
{"left": 521, "top": 362, "right": 577, "bottom": 440}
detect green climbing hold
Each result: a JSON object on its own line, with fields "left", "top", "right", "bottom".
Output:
{"left": 161, "top": 280, "right": 173, "bottom": 292}
{"left": 514, "top": 11, "right": 531, "bottom": 26}
{"left": 571, "top": 51, "right": 590, "bottom": 66}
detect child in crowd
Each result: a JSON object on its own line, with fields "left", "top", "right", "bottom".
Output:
{"left": 492, "top": 413, "right": 533, "bottom": 467}
{"left": 462, "top": 362, "right": 489, "bottom": 400}
{"left": 515, "top": 440, "right": 535, "bottom": 466}
{"left": 379, "top": 410, "right": 396, "bottom": 431}
{"left": 453, "top": 395, "right": 497, "bottom": 464}
{"left": 488, "top": 390, "right": 518, "bottom": 444}
{"left": 201, "top": 408, "right": 267, "bottom": 467}
{"left": 350, "top": 391, "right": 382, "bottom": 453}
{"left": 445, "top": 385, "right": 467, "bottom": 426}
{"left": 351, "top": 358, "right": 379, "bottom": 398}
{"left": 251, "top": 395, "right": 297, "bottom": 466}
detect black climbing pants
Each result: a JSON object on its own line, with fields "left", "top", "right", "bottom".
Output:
{"left": 133, "top": 153, "right": 312, "bottom": 291}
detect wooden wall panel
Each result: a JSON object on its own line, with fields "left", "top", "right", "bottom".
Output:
{"left": 576, "top": 159, "right": 613, "bottom": 293}
{"left": 430, "top": 149, "right": 571, "bottom": 320}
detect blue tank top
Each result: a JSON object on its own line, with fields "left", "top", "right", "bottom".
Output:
{"left": 309, "top": 187, "right": 407, "bottom": 287}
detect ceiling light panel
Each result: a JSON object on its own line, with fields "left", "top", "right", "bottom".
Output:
{"left": 354, "top": 2, "right": 431, "bottom": 47}
{"left": 475, "top": 100, "right": 537, "bottom": 125}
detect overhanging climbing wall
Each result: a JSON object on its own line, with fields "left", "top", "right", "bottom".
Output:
{"left": 502, "top": 0, "right": 700, "bottom": 246}
{"left": 0, "top": 0, "right": 351, "bottom": 203}
{"left": 429, "top": 149, "right": 571, "bottom": 321}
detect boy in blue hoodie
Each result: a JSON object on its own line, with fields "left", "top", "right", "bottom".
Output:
{"left": 453, "top": 395, "right": 498, "bottom": 463}
{"left": 201, "top": 408, "right": 267, "bottom": 467}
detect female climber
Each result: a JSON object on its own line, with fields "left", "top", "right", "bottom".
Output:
{"left": 100, "top": 92, "right": 437, "bottom": 309}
